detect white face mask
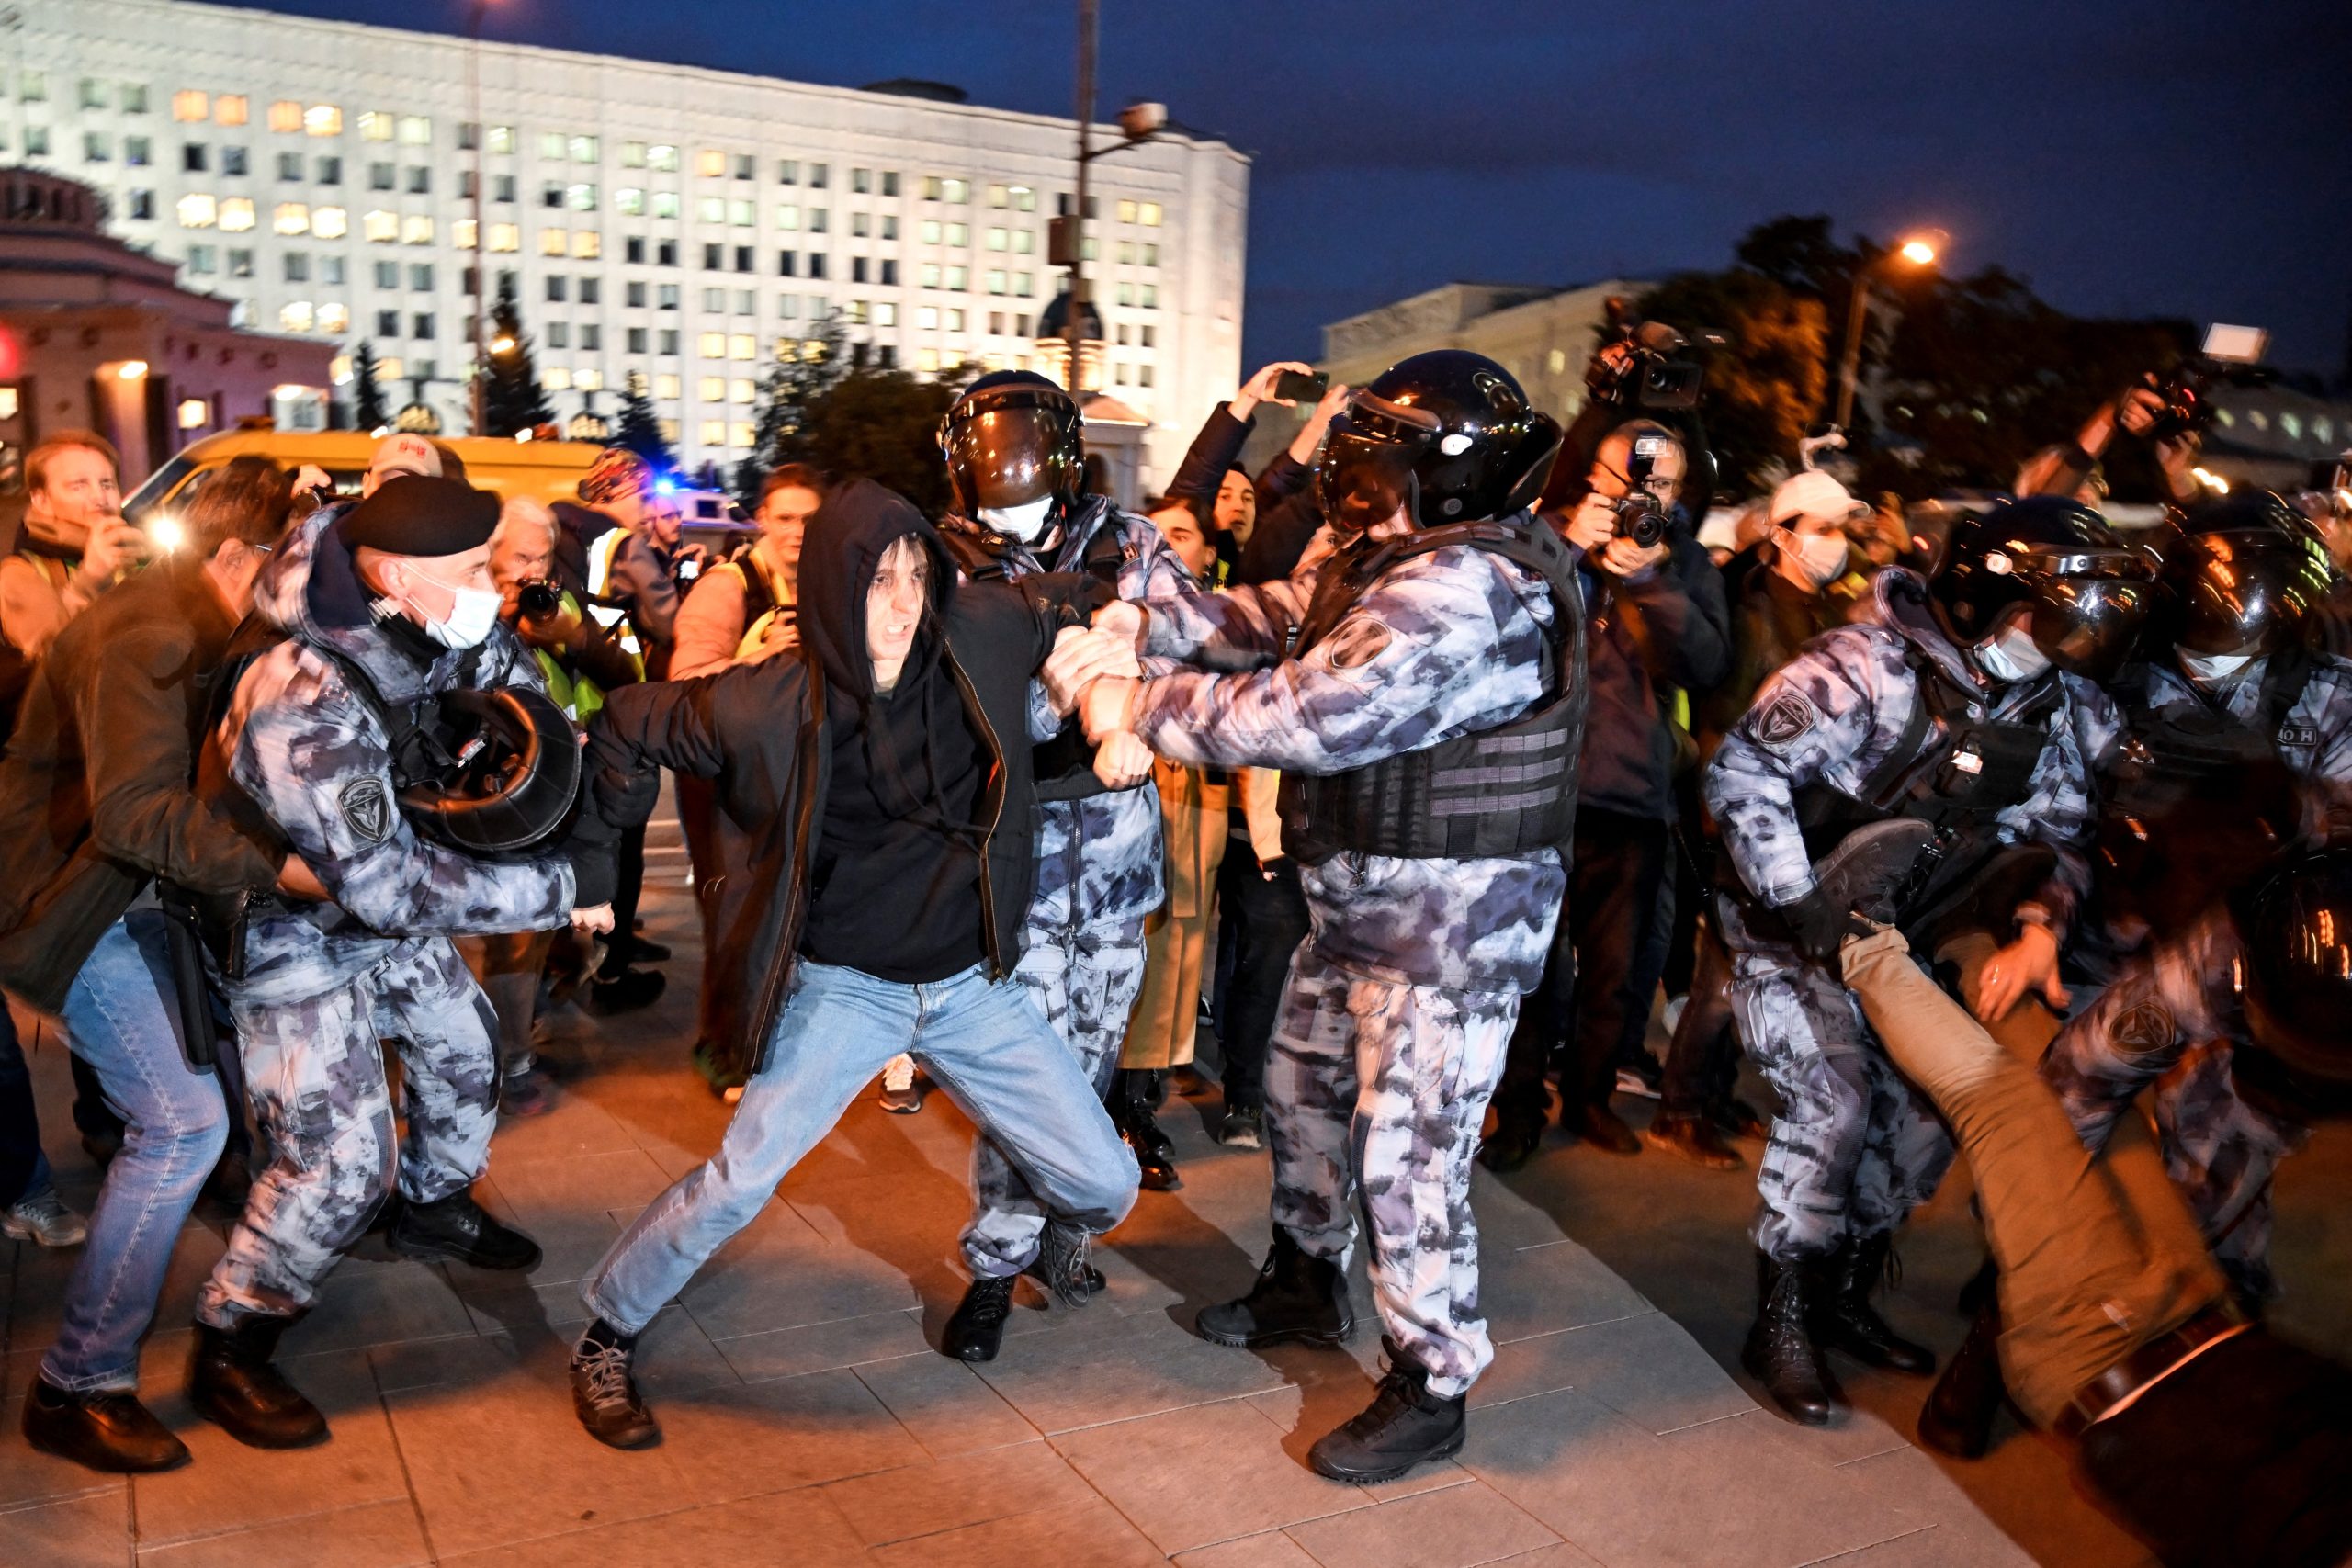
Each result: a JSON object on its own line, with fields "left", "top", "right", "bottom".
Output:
{"left": 979, "top": 495, "right": 1057, "bottom": 543}
{"left": 1973, "top": 618, "right": 2052, "bottom": 684}
{"left": 1775, "top": 526, "right": 1849, "bottom": 590}
{"left": 406, "top": 568, "right": 503, "bottom": 649}
{"left": 2179, "top": 649, "right": 2255, "bottom": 683}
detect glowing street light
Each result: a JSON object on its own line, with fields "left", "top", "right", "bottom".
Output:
{"left": 1898, "top": 235, "right": 1939, "bottom": 267}
{"left": 1835, "top": 229, "right": 1949, "bottom": 428}
{"left": 491, "top": 333, "right": 516, "bottom": 355}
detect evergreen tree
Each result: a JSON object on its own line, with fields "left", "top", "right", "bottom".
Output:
{"left": 614, "top": 371, "right": 673, "bottom": 468}
{"left": 731, "top": 313, "right": 852, "bottom": 508}
{"left": 481, "top": 276, "right": 554, "bottom": 437}
{"left": 352, "top": 340, "right": 390, "bottom": 432}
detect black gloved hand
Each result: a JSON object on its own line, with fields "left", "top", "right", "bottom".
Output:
{"left": 1779, "top": 886, "right": 1861, "bottom": 965}
{"left": 566, "top": 837, "right": 617, "bottom": 908}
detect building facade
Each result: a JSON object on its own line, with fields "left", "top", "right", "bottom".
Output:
{"left": 12, "top": 0, "right": 1248, "bottom": 485}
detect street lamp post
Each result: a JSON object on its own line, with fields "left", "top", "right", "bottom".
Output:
{"left": 1833, "top": 231, "right": 1944, "bottom": 430}
{"left": 1055, "top": 1, "right": 1163, "bottom": 395}
{"left": 467, "top": 0, "right": 491, "bottom": 435}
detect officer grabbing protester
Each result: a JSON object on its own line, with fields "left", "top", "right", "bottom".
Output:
{"left": 187, "top": 477, "right": 606, "bottom": 1451}
{"left": 1072, "top": 351, "right": 1583, "bottom": 1482}
{"left": 1703, "top": 494, "right": 2146, "bottom": 1426}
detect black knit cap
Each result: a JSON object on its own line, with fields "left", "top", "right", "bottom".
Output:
{"left": 332, "top": 476, "right": 499, "bottom": 558}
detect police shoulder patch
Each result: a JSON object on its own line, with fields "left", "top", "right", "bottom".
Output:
{"left": 1755, "top": 689, "right": 1819, "bottom": 750}
{"left": 1322, "top": 616, "right": 1396, "bottom": 671}
{"left": 2278, "top": 723, "right": 2319, "bottom": 748}
{"left": 340, "top": 778, "right": 392, "bottom": 844}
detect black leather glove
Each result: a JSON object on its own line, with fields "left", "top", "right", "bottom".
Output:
{"left": 564, "top": 834, "right": 618, "bottom": 908}
{"left": 1779, "top": 886, "right": 1860, "bottom": 965}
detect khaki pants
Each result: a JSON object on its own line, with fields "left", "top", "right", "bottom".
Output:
{"left": 1838, "top": 928, "right": 2226, "bottom": 1429}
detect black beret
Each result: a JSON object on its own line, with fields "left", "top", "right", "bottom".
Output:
{"left": 332, "top": 476, "right": 499, "bottom": 558}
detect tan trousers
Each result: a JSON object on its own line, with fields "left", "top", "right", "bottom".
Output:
{"left": 1838, "top": 928, "right": 2227, "bottom": 1429}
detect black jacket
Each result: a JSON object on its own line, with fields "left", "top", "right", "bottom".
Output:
{"left": 1573, "top": 516, "right": 1732, "bottom": 822}
{"left": 0, "top": 558, "right": 282, "bottom": 1010}
{"left": 1167, "top": 401, "right": 1325, "bottom": 586}
{"left": 577, "top": 480, "right": 1106, "bottom": 1079}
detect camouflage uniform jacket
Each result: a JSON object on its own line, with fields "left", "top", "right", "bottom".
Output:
{"left": 217, "top": 508, "right": 575, "bottom": 1006}
{"left": 942, "top": 494, "right": 1192, "bottom": 931}
{"left": 1703, "top": 567, "right": 2120, "bottom": 927}
{"left": 2123, "top": 652, "right": 2352, "bottom": 841}
{"left": 1128, "top": 518, "right": 1565, "bottom": 993}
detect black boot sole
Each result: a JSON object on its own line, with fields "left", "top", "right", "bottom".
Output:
{"left": 1739, "top": 1342, "right": 1843, "bottom": 1427}
{"left": 1195, "top": 1315, "right": 1356, "bottom": 1350}
{"left": 20, "top": 1412, "right": 191, "bottom": 1474}
{"left": 388, "top": 1230, "right": 544, "bottom": 1272}
{"left": 1817, "top": 1330, "right": 1936, "bottom": 1377}
{"left": 1308, "top": 1427, "right": 1464, "bottom": 1484}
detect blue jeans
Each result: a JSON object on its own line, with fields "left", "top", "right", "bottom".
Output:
{"left": 43, "top": 914, "right": 231, "bottom": 1393}
{"left": 0, "top": 995, "right": 51, "bottom": 1209}
{"left": 584, "top": 960, "right": 1138, "bottom": 1336}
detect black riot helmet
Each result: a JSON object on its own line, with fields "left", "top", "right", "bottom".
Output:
{"left": 398, "top": 685, "right": 582, "bottom": 856}
{"left": 2153, "top": 490, "right": 2333, "bottom": 657}
{"left": 1928, "top": 495, "right": 2156, "bottom": 681}
{"left": 2237, "top": 849, "right": 2352, "bottom": 1084}
{"left": 937, "top": 369, "right": 1087, "bottom": 525}
{"left": 1317, "top": 351, "right": 1563, "bottom": 533}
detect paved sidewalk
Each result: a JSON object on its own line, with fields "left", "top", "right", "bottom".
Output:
{"left": 2, "top": 895, "right": 2038, "bottom": 1566}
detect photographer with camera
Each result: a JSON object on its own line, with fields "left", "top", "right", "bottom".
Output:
{"left": 1484, "top": 415, "right": 1729, "bottom": 1168}
{"left": 2018, "top": 341, "right": 2272, "bottom": 509}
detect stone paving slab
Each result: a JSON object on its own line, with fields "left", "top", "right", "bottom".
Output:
{"left": 1, "top": 884, "right": 2039, "bottom": 1566}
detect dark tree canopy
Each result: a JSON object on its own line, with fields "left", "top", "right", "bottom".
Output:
{"left": 613, "top": 371, "right": 674, "bottom": 469}
{"left": 481, "top": 276, "right": 554, "bottom": 438}
{"left": 351, "top": 340, "right": 390, "bottom": 432}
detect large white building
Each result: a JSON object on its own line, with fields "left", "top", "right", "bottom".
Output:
{"left": 11, "top": 0, "right": 1249, "bottom": 484}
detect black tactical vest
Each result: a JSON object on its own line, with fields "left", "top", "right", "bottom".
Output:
{"left": 1278, "top": 516, "right": 1588, "bottom": 865}
{"left": 938, "top": 507, "right": 1133, "bottom": 805}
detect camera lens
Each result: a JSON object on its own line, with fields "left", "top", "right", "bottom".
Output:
{"left": 517, "top": 581, "right": 560, "bottom": 617}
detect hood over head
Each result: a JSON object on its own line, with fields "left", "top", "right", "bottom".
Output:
{"left": 796, "top": 478, "right": 956, "bottom": 706}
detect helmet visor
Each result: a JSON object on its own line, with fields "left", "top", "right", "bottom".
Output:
{"left": 2015, "top": 548, "right": 2156, "bottom": 681}
{"left": 1316, "top": 394, "right": 1440, "bottom": 533}
{"left": 2174, "top": 531, "right": 2328, "bottom": 656}
{"left": 2244, "top": 858, "right": 2352, "bottom": 1080}
{"left": 942, "top": 393, "right": 1073, "bottom": 512}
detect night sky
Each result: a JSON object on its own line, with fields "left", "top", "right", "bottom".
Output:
{"left": 245, "top": 0, "right": 2351, "bottom": 377}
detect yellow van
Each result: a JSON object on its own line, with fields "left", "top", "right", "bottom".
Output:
{"left": 121, "top": 429, "right": 605, "bottom": 522}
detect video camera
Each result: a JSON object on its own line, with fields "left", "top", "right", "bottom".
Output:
{"left": 2146, "top": 323, "right": 2277, "bottom": 443}
{"left": 1589, "top": 297, "right": 1722, "bottom": 413}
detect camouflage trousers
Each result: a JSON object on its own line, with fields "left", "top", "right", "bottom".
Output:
{"left": 1723, "top": 903, "right": 1954, "bottom": 1262}
{"left": 196, "top": 936, "right": 502, "bottom": 1327}
{"left": 2148, "top": 1045, "right": 2297, "bottom": 1302}
{"left": 1270, "top": 943, "right": 1522, "bottom": 1399}
{"left": 960, "top": 914, "right": 1149, "bottom": 1278}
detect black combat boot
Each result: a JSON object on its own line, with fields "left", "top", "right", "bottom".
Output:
{"left": 1642, "top": 1111, "right": 1743, "bottom": 1169}
{"left": 1741, "top": 1252, "right": 1845, "bottom": 1426}
{"left": 389, "top": 1190, "right": 544, "bottom": 1271}
{"left": 1027, "top": 1218, "right": 1106, "bottom": 1304}
{"left": 1196, "top": 1232, "right": 1354, "bottom": 1348}
{"left": 1917, "top": 1296, "right": 2006, "bottom": 1459}
{"left": 1815, "top": 1235, "right": 1935, "bottom": 1375}
{"left": 942, "top": 1274, "right": 1018, "bottom": 1362}
{"left": 1307, "top": 1338, "right": 1467, "bottom": 1483}
{"left": 570, "top": 1319, "right": 659, "bottom": 1449}
{"left": 1112, "top": 1070, "right": 1181, "bottom": 1191}
{"left": 21, "top": 1377, "right": 189, "bottom": 1473}
{"left": 1477, "top": 1113, "right": 1545, "bottom": 1174}
{"left": 187, "top": 1314, "right": 328, "bottom": 1449}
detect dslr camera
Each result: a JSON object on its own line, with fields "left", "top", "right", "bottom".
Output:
{"left": 515, "top": 579, "right": 564, "bottom": 619}
{"left": 2146, "top": 323, "right": 2277, "bottom": 443}
{"left": 1589, "top": 297, "right": 1720, "bottom": 413}
{"left": 1604, "top": 428, "right": 1679, "bottom": 548}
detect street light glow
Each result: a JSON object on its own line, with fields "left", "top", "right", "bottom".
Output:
{"left": 492, "top": 334, "right": 517, "bottom": 354}
{"left": 1898, "top": 236, "right": 1939, "bottom": 266}
{"left": 117, "top": 360, "right": 150, "bottom": 380}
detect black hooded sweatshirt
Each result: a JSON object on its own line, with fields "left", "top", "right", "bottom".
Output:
{"left": 574, "top": 479, "right": 1112, "bottom": 1077}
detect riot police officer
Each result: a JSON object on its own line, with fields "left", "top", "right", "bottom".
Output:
{"left": 931, "top": 371, "right": 1195, "bottom": 1361}
{"left": 1076, "top": 350, "right": 1582, "bottom": 1482}
{"left": 1703, "top": 495, "right": 2148, "bottom": 1425}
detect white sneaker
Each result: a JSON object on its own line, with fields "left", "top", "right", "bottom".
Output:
{"left": 879, "top": 1054, "right": 924, "bottom": 1114}
{"left": 1661, "top": 993, "right": 1690, "bottom": 1035}
{"left": 3, "top": 1189, "right": 89, "bottom": 1247}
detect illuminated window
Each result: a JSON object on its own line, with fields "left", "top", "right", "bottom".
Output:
{"left": 279, "top": 300, "right": 314, "bottom": 332}
{"left": 576, "top": 368, "right": 605, "bottom": 391}
{"left": 359, "top": 111, "right": 393, "bottom": 141}
{"left": 488, "top": 222, "right": 519, "bottom": 253}
{"left": 319, "top": 302, "right": 349, "bottom": 333}
{"left": 729, "top": 422, "right": 754, "bottom": 448}
{"left": 729, "top": 199, "right": 753, "bottom": 227}
{"left": 451, "top": 217, "right": 476, "bottom": 249}
{"left": 945, "top": 222, "right": 967, "bottom": 247}
{"left": 268, "top": 100, "right": 302, "bottom": 133}
{"left": 401, "top": 214, "right": 434, "bottom": 244}
{"left": 616, "top": 187, "right": 644, "bottom": 216}
{"left": 945, "top": 266, "right": 967, "bottom": 291}
{"left": 920, "top": 220, "right": 941, "bottom": 244}
{"left": 727, "top": 378, "right": 752, "bottom": 403}
{"left": 539, "top": 131, "right": 566, "bottom": 159}
{"left": 486, "top": 124, "right": 516, "bottom": 154}
{"left": 986, "top": 227, "right": 1007, "bottom": 252}
{"left": 696, "top": 149, "right": 726, "bottom": 177}
{"left": 217, "top": 95, "right": 248, "bottom": 127}
{"left": 944, "top": 178, "right": 967, "bottom": 203}
{"left": 692, "top": 375, "right": 723, "bottom": 401}
{"left": 697, "top": 197, "right": 725, "bottom": 223}
{"left": 377, "top": 356, "right": 404, "bottom": 381}
{"left": 697, "top": 420, "right": 726, "bottom": 446}
{"left": 652, "top": 193, "right": 679, "bottom": 219}
{"left": 537, "top": 227, "right": 567, "bottom": 255}
{"left": 649, "top": 143, "right": 678, "bottom": 172}
{"left": 653, "top": 374, "right": 681, "bottom": 399}
{"left": 399, "top": 116, "right": 432, "bottom": 146}
{"left": 697, "top": 333, "right": 725, "bottom": 358}
{"left": 173, "top": 89, "right": 209, "bottom": 122}
{"left": 571, "top": 231, "right": 600, "bottom": 259}
{"left": 873, "top": 303, "right": 897, "bottom": 327}
{"left": 218, "top": 197, "right": 255, "bottom": 231}
{"left": 842, "top": 300, "right": 867, "bottom": 325}
{"left": 1117, "top": 199, "right": 1136, "bottom": 223}
{"left": 570, "top": 135, "right": 598, "bottom": 164}
{"left": 178, "top": 397, "right": 209, "bottom": 428}
{"left": 568, "top": 184, "right": 597, "bottom": 211}
{"left": 304, "top": 104, "right": 341, "bottom": 137}
{"left": 775, "top": 204, "right": 798, "bottom": 231}
{"left": 362, "top": 209, "right": 398, "bottom": 242}
{"left": 176, "top": 192, "right": 217, "bottom": 228}
{"left": 729, "top": 333, "right": 755, "bottom": 360}
{"left": 620, "top": 141, "right": 646, "bottom": 168}
{"left": 918, "top": 306, "right": 938, "bottom": 329}
{"left": 543, "top": 367, "right": 572, "bottom": 391}
{"left": 1140, "top": 201, "right": 1162, "bottom": 226}
{"left": 916, "top": 347, "right": 938, "bottom": 372}
{"left": 273, "top": 202, "right": 309, "bottom": 235}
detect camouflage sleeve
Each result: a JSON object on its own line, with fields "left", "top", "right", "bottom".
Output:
{"left": 1137, "top": 560, "right": 1324, "bottom": 672}
{"left": 1130, "top": 547, "right": 1545, "bottom": 776}
{"left": 1997, "top": 675, "right": 2112, "bottom": 931}
{"left": 1025, "top": 676, "right": 1061, "bottom": 744}
{"left": 2042, "top": 910, "right": 2238, "bottom": 1152}
{"left": 232, "top": 655, "right": 572, "bottom": 936}
{"left": 1701, "top": 629, "right": 1887, "bottom": 908}
{"left": 1116, "top": 511, "right": 1198, "bottom": 604}
{"left": 2292, "top": 659, "right": 2352, "bottom": 841}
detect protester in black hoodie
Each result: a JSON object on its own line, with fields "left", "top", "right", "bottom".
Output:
{"left": 561, "top": 480, "right": 1138, "bottom": 1450}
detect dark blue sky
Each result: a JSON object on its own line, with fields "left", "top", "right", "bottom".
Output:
{"left": 256, "top": 0, "right": 2351, "bottom": 375}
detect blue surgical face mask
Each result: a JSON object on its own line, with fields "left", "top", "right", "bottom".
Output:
{"left": 980, "top": 496, "right": 1056, "bottom": 543}
{"left": 1973, "top": 618, "right": 2052, "bottom": 684}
